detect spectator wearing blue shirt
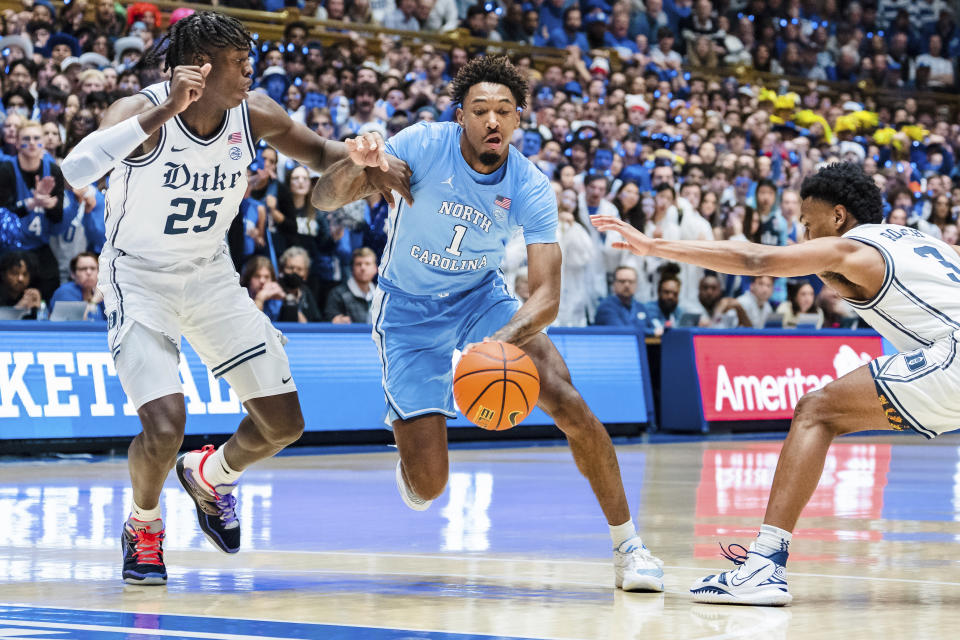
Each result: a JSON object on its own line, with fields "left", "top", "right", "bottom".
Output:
{"left": 49, "top": 251, "right": 106, "bottom": 320}
{"left": 630, "top": 0, "right": 678, "bottom": 43}
{"left": 538, "top": 0, "right": 574, "bottom": 40}
{"left": 547, "top": 6, "right": 591, "bottom": 49}
{"left": 594, "top": 266, "right": 649, "bottom": 332}
{"left": 643, "top": 273, "right": 683, "bottom": 337}
{"left": 605, "top": 12, "right": 639, "bottom": 56}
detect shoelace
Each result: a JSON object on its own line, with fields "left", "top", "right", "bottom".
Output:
{"left": 620, "top": 543, "right": 664, "bottom": 569}
{"left": 215, "top": 491, "right": 238, "bottom": 527}
{"left": 131, "top": 528, "right": 164, "bottom": 565}
{"left": 719, "top": 542, "right": 749, "bottom": 566}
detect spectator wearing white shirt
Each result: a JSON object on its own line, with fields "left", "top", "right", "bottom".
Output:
{"left": 737, "top": 275, "right": 776, "bottom": 328}
{"left": 576, "top": 173, "right": 622, "bottom": 311}
{"left": 649, "top": 26, "right": 683, "bottom": 72}
{"left": 914, "top": 35, "right": 955, "bottom": 88}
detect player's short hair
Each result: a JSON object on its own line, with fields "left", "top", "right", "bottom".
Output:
{"left": 799, "top": 162, "right": 883, "bottom": 225}
{"left": 451, "top": 56, "right": 528, "bottom": 111}
{"left": 145, "top": 11, "right": 253, "bottom": 72}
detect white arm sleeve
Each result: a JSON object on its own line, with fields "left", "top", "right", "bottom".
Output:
{"left": 61, "top": 115, "right": 150, "bottom": 187}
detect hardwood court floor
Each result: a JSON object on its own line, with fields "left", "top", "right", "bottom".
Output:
{"left": 1, "top": 434, "right": 959, "bottom": 639}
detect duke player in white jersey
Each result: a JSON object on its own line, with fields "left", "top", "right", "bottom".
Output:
{"left": 313, "top": 56, "right": 666, "bottom": 592}
{"left": 594, "top": 162, "right": 960, "bottom": 605}
{"left": 61, "top": 12, "right": 408, "bottom": 585}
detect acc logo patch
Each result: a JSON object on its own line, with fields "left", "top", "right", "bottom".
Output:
{"left": 474, "top": 405, "right": 495, "bottom": 425}
{"left": 229, "top": 146, "right": 242, "bottom": 161}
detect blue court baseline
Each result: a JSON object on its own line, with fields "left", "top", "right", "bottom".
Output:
{"left": 0, "top": 604, "right": 557, "bottom": 640}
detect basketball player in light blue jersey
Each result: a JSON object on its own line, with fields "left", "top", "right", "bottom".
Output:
{"left": 314, "top": 56, "right": 665, "bottom": 592}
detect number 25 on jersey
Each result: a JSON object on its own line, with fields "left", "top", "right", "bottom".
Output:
{"left": 163, "top": 197, "right": 222, "bottom": 235}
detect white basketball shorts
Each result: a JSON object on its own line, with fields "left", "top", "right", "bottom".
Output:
{"left": 99, "top": 246, "right": 295, "bottom": 409}
{"left": 871, "top": 330, "right": 960, "bottom": 438}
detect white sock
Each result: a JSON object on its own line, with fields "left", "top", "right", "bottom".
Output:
{"left": 752, "top": 523, "right": 792, "bottom": 556}
{"left": 610, "top": 519, "right": 638, "bottom": 549}
{"left": 130, "top": 501, "right": 162, "bottom": 522}
{"left": 200, "top": 445, "right": 244, "bottom": 492}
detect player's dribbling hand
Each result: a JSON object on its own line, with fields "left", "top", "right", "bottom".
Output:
{"left": 590, "top": 215, "right": 654, "bottom": 256}
{"left": 167, "top": 63, "right": 212, "bottom": 113}
{"left": 462, "top": 337, "right": 495, "bottom": 355}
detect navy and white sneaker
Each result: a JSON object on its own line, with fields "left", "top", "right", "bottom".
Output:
{"left": 121, "top": 517, "right": 167, "bottom": 585}
{"left": 176, "top": 444, "right": 240, "bottom": 554}
{"left": 691, "top": 543, "right": 792, "bottom": 606}
{"left": 614, "top": 537, "right": 665, "bottom": 592}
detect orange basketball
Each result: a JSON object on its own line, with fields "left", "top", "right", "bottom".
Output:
{"left": 453, "top": 341, "right": 540, "bottom": 430}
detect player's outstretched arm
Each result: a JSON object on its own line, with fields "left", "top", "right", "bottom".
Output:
{"left": 592, "top": 213, "right": 880, "bottom": 274}
{"left": 311, "top": 143, "right": 412, "bottom": 211}
{"left": 62, "top": 64, "right": 211, "bottom": 188}
{"left": 489, "top": 243, "right": 562, "bottom": 348}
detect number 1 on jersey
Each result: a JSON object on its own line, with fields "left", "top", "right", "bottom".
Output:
{"left": 445, "top": 224, "right": 467, "bottom": 257}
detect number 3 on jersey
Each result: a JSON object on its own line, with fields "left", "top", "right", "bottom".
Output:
{"left": 445, "top": 225, "right": 467, "bottom": 257}
{"left": 164, "top": 197, "right": 222, "bottom": 235}
{"left": 914, "top": 245, "right": 960, "bottom": 283}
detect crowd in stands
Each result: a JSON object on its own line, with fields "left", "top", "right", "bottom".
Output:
{"left": 1, "top": 0, "right": 959, "bottom": 334}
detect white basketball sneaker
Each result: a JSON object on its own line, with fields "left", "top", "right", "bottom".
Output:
{"left": 395, "top": 460, "right": 433, "bottom": 511}
{"left": 690, "top": 543, "right": 792, "bottom": 606}
{"left": 614, "top": 537, "right": 665, "bottom": 592}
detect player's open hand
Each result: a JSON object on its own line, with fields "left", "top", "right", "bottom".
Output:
{"left": 167, "top": 63, "right": 212, "bottom": 113}
{"left": 345, "top": 132, "right": 389, "bottom": 171}
{"left": 365, "top": 154, "right": 414, "bottom": 208}
{"left": 590, "top": 215, "right": 654, "bottom": 256}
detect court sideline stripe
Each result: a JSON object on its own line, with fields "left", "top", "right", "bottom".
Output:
{"left": 0, "top": 618, "right": 304, "bottom": 640}
{"left": 0, "top": 603, "right": 588, "bottom": 640}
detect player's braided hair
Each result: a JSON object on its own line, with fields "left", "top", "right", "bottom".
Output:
{"left": 142, "top": 11, "right": 253, "bottom": 72}
{"left": 451, "top": 56, "right": 528, "bottom": 111}
{"left": 799, "top": 162, "right": 883, "bottom": 225}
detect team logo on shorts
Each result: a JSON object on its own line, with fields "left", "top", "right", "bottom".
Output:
{"left": 229, "top": 146, "right": 242, "bottom": 161}
{"left": 107, "top": 310, "right": 118, "bottom": 330}
{"left": 473, "top": 405, "right": 495, "bottom": 426}
{"left": 905, "top": 351, "right": 928, "bottom": 372}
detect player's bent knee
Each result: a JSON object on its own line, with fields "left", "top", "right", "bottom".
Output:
{"left": 138, "top": 421, "right": 185, "bottom": 460}
{"left": 260, "top": 416, "right": 305, "bottom": 447}
{"left": 404, "top": 459, "right": 448, "bottom": 500}
{"left": 792, "top": 390, "right": 839, "bottom": 435}
{"left": 538, "top": 379, "right": 585, "bottom": 419}
{"left": 409, "top": 473, "right": 447, "bottom": 501}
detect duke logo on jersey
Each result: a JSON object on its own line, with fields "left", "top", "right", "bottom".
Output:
{"left": 103, "top": 81, "right": 255, "bottom": 263}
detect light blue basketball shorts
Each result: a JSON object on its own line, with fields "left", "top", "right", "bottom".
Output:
{"left": 371, "top": 273, "right": 520, "bottom": 425}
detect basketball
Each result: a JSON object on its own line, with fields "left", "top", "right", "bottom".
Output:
{"left": 453, "top": 341, "right": 540, "bottom": 430}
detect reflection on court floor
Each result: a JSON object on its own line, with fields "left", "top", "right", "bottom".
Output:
{"left": 2, "top": 436, "right": 960, "bottom": 638}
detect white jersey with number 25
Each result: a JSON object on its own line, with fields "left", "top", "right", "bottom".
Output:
{"left": 103, "top": 81, "right": 255, "bottom": 264}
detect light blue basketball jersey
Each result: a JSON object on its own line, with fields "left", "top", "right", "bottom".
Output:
{"left": 381, "top": 122, "right": 557, "bottom": 297}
